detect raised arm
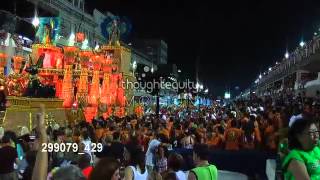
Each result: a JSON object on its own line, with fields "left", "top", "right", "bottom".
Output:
{"left": 32, "top": 105, "right": 48, "bottom": 180}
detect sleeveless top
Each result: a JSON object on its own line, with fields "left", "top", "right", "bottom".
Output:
{"left": 282, "top": 146, "right": 320, "bottom": 180}
{"left": 191, "top": 164, "right": 218, "bottom": 180}
{"left": 175, "top": 170, "right": 187, "bottom": 180}
{"left": 129, "top": 166, "right": 148, "bottom": 180}
{"left": 183, "top": 136, "right": 194, "bottom": 149}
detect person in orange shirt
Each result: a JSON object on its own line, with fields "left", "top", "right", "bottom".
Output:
{"left": 159, "top": 124, "right": 170, "bottom": 140}
{"left": 224, "top": 120, "right": 243, "bottom": 150}
{"left": 264, "top": 119, "right": 278, "bottom": 152}
{"left": 211, "top": 126, "right": 225, "bottom": 149}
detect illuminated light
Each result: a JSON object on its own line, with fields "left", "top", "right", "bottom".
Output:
{"left": 285, "top": 51, "right": 289, "bottom": 59}
{"left": 268, "top": 67, "right": 272, "bottom": 71}
{"left": 23, "top": 37, "right": 31, "bottom": 41}
{"left": 178, "top": 69, "right": 181, "bottom": 73}
{"left": 72, "top": 102, "right": 78, "bottom": 107}
{"left": 32, "top": 15, "right": 40, "bottom": 27}
{"left": 68, "top": 33, "right": 75, "bottom": 46}
{"left": 196, "top": 83, "right": 200, "bottom": 89}
{"left": 315, "top": 32, "right": 318, "bottom": 36}
{"left": 276, "top": 61, "right": 279, "bottom": 65}
{"left": 151, "top": 67, "right": 154, "bottom": 73}
{"left": 204, "top": 89, "right": 209, "bottom": 93}
{"left": 132, "top": 61, "right": 137, "bottom": 70}
{"left": 200, "top": 85, "right": 204, "bottom": 90}
{"left": 259, "top": 74, "right": 262, "bottom": 79}
{"left": 224, "top": 92, "right": 231, "bottom": 99}
{"left": 143, "top": 66, "right": 150, "bottom": 72}
{"left": 95, "top": 44, "right": 99, "bottom": 50}
{"left": 81, "top": 39, "right": 89, "bottom": 50}
{"left": 299, "top": 41, "right": 305, "bottom": 47}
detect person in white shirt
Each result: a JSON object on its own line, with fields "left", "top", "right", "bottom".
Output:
{"left": 145, "top": 133, "right": 169, "bottom": 173}
{"left": 124, "top": 148, "right": 148, "bottom": 180}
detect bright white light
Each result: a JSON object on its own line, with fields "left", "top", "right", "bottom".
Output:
{"left": 268, "top": 67, "right": 272, "bottom": 71}
{"left": 224, "top": 92, "right": 231, "bottom": 99}
{"left": 259, "top": 74, "right": 262, "bottom": 79}
{"left": 128, "top": 42, "right": 132, "bottom": 46}
{"left": 196, "top": 83, "right": 200, "bottom": 89}
{"left": 68, "top": 33, "right": 75, "bottom": 46}
{"left": 299, "top": 41, "right": 305, "bottom": 47}
{"left": 32, "top": 16, "right": 40, "bottom": 27}
{"left": 132, "top": 61, "right": 137, "bottom": 70}
{"left": 204, "top": 89, "right": 209, "bottom": 93}
{"left": 276, "top": 61, "right": 279, "bottom": 65}
{"left": 81, "top": 39, "right": 89, "bottom": 50}
{"left": 95, "top": 44, "right": 100, "bottom": 50}
{"left": 178, "top": 69, "right": 181, "bottom": 73}
{"left": 285, "top": 51, "right": 289, "bottom": 59}
{"left": 151, "top": 67, "right": 154, "bottom": 73}
{"left": 200, "top": 85, "right": 204, "bottom": 90}
{"left": 315, "top": 32, "right": 318, "bottom": 36}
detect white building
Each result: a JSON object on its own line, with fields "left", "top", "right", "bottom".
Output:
{"left": 27, "top": 0, "right": 106, "bottom": 47}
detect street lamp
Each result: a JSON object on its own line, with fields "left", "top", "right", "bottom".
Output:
{"left": 299, "top": 41, "right": 305, "bottom": 47}
{"left": 268, "top": 67, "right": 272, "bottom": 71}
{"left": 285, "top": 51, "right": 289, "bottom": 59}
{"left": 259, "top": 74, "right": 262, "bottom": 79}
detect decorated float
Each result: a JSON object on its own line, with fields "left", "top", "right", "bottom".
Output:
{"left": 0, "top": 17, "right": 135, "bottom": 132}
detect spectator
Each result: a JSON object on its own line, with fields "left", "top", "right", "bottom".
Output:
{"left": 0, "top": 133, "right": 18, "bottom": 180}
{"left": 89, "top": 158, "right": 120, "bottom": 180}
{"left": 188, "top": 144, "right": 218, "bottom": 180}
{"left": 167, "top": 153, "right": 187, "bottom": 180}
{"left": 282, "top": 118, "right": 320, "bottom": 179}
{"left": 124, "top": 148, "right": 148, "bottom": 180}
{"left": 145, "top": 133, "right": 169, "bottom": 173}
{"left": 52, "top": 165, "right": 85, "bottom": 180}
{"left": 224, "top": 120, "right": 243, "bottom": 150}
{"left": 155, "top": 146, "right": 167, "bottom": 174}
{"left": 78, "top": 153, "right": 93, "bottom": 179}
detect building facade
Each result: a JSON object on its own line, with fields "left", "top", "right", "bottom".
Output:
{"left": 27, "top": 0, "right": 105, "bottom": 47}
{"left": 131, "top": 39, "right": 168, "bottom": 65}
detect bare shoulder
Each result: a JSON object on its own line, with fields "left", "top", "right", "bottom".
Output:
{"left": 288, "top": 159, "right": 310, "bottom": 180}
{"left": 188, "top": 171, "right": 197, "bottom": 180}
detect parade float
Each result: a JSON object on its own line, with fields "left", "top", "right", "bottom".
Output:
{"left": 1, "top": 17, "right": 135, "bottom": 132}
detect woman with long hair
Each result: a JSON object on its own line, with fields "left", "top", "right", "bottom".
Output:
{"left": 89, "top": 157, "right": 120, "bottom": 180}
{"left": 124, "top": 147, "right": 148, "bottom": 180}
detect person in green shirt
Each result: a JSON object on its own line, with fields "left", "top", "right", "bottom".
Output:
{"left": 188, "top": 144, "right": 218, "bottom": 180}
{"left": 282, "top": 117, "right": 320, "bottom": 180}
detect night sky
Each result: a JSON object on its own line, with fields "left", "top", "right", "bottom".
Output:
{"left": 19, "top": 0, "right": 320, "bottom": 96}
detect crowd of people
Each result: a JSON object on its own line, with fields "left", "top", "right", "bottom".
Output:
{"left": 1, "top": 92, "right": 320, "bottom": 179}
